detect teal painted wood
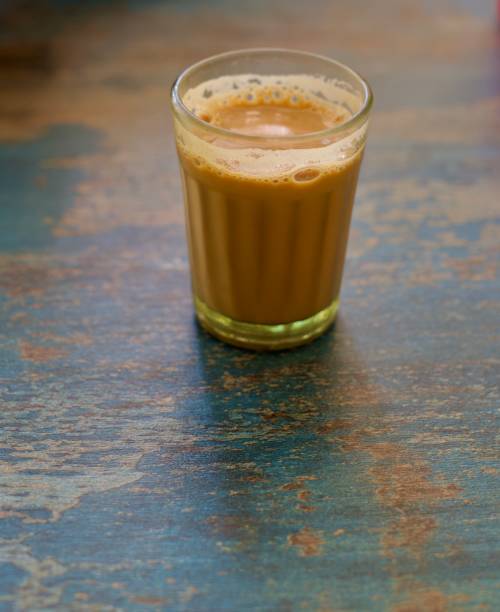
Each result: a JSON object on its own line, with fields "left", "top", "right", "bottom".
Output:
{"left": 0, "top": 0, "right": 499, "bottom": 610}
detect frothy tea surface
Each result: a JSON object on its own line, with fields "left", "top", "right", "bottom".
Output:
{"left": 195, "top": 87, "right": 348, "bottom": 137}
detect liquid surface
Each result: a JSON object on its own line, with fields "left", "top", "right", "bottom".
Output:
{"left": 175, "top": 77, "right": 365, "bottom": 329}
{"left": 205, "top": 98, "right": 345, "bottom": 137}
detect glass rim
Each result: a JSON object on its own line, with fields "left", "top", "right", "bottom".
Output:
{"left": 170, "top": 47, "right": 373, "bottom": 145}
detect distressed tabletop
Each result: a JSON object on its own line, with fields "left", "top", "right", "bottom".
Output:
{"left": 0, "top": 0, "right": 499, "bottom": 610}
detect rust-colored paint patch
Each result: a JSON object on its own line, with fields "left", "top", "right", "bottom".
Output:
{"left": 33, "top": 331, "right": 93, "bottom": 347}
{"left": 205, "top": 514, "right": 255, "bottom": 538}
{"left": 74, "top": 592, "right": 89, "bottom": 601}
{"left": 288, "top": 527, "right": 324, "bottom": 557}
{"left": 393, "top": 588, "right": 470, "bottom": 612}
{"left": 362, "top": 439, "right": 464, "bottom": 607}
{"left": 369, "top": 456, "right": 462, "bottom": 559}
{"left": 335, "top": 428, "right": 463, "bottom": 559}
{"left": 179, "top": 586, "right": 198, "bottom": 604}
{"left": 296, "top": 504, "right": 316, "bottom": 513}
{"left": 446, "top": 255, "right": 496, "bottom": 282}
{"left": 280, "top": 475, "right": 317, "bottom": 492}
{"left": 317, "top": 419, "right": 351, "bottom": 434}
{"left": 0, "top": 257, "right": 82, "bottom": 298}
{"left": 481, "top": 466, "right": 497, "bottom": 475}
{"left": 324, "top": 381, "right": 466, "bottom": 606}
{"left": 383, "top": 515, "right": 437, "bottom": 555}
{"left": 281, "top": 481, "right": 304, "bottom": 491}
{"left": 19, "top": 340, "right": 68, "bottom": 362}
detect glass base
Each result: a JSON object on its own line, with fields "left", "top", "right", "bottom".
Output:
{"left": 194, "top": 296, "right": 339, "bottom": 351}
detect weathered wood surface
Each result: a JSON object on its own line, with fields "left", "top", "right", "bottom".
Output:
{"left": 0, "top": 0, "right": 499, "bottom": 610}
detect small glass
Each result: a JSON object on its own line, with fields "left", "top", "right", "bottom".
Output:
{"left": 170, "top": 48, "right": 372, "bottom": 350}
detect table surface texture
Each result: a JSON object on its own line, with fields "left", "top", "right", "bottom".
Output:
{"left": 0, "top": 0, "right": 499, "bottom": 610}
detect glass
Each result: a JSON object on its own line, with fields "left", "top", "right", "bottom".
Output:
{"left": 170, "top": 48, "right": 372, "bottom": 350}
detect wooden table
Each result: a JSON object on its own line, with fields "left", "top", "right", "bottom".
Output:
{"left": 1, "top": 0, "right": 498, "bottom": 609}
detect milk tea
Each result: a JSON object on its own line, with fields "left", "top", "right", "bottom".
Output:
{"left": 173, "top": 70, "right": 368, "bottom": 347}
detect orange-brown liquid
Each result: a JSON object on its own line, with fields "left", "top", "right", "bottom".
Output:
{"left": 177, "top": 94, "right": 362, "bottom": 325}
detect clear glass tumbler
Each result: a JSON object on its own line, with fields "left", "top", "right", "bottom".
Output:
{"left": 170, "top": 48, "right": 372, "bottom": 350}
